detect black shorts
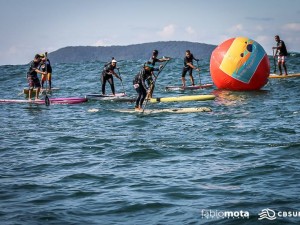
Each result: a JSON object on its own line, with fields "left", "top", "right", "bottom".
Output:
{"left": 182, "top": 67, "right": 193, "bottom": 77}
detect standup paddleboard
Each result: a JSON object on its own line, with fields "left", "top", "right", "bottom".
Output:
{"left": 23, "top": 87, "right": 60, "bottom": 95}
{"left": 269, "top": 73, "right": 300, "bottom": 79}
{"left": 112, "top": 107, "right": 212, "bottom": 114}
{"left": 85, "top": 93, "right": 135, "bottom": 102}
{"left": 165, "top": 84, "right": 213, "bottom": 91}
{"left": 149, "top": 94, "right": 215, "bottom": 103}
{"left": 0, "top": 97, "right": 87, "bottom": 105}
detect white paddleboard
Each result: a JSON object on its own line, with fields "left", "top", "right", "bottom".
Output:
{"left": 112, "top": 107, "right": 212, "bottom": 114}
{"left": 165, "top": 84, "right": 213, "bottom": 91}
{"left": 85, "top": 93, "right": 135, "bottom": 102}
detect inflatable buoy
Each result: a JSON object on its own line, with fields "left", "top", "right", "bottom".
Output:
{"left": 210, "top": 37, "right": 270, "bottom": 90}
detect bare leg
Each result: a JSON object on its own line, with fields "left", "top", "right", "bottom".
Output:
{"left": 278, "top": 62, "right": 282, "bottom": 75}
{"left": 283, "top": 62, "right": 288, "bottom": 75}
{"left": 182, "top": 77, "right": 186, "bottom": 86}
{"left": 28, "top": 89, "right": 32, "bottom": 101}
{"left": 148, "top": 84, "right": 155, "bottom": 98}
{"left": 35, "top": 88, "right": 41, "bottom": 100}
{"left": 190, "top": 75, "right": 195, "bottom": 85}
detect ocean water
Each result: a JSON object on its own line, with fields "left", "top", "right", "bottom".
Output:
{"left": 0, "top": 56, "right": 300, "bottom": 225}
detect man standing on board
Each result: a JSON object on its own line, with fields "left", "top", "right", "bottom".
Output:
{"left": 133, "top": 62, "right": 154, "bottom": 110}
{"left": 27, "top": 54, "right": 46, "bottom": 101}
{"left": 147, "top": 50, "right": 170, "bottom": 98}
{"left": 181, "top": 50, "right": 200, "bottom": 87}
{"left": 101, "top": 58, "right": 122, "bottom": 95}
{"left": 272, "top": 35, "right": 288, "bottom": 75}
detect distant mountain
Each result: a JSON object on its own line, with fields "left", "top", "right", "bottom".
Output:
{"left": 48, "top": 41, "right": 217, "bottom": 64}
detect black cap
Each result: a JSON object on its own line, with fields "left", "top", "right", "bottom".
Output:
{"left": 153, "top": 50, "right": 158, "bottom": 55}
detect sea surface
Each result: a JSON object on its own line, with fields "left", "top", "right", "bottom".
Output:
{"left": 0, "top": 55, "right": 300, "bottom": 225}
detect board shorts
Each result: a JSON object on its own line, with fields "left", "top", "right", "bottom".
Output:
{"left": 42, "top": 73, "right": 51, "bottom": 81}
{"left": 277, "top": 56, "right": 286, "bottom": 63}
{"left": 27, "top": 76, "right": 41, "bottom": 89}
{"left": 182, "top": 67, "right": 193, "bottom": 77}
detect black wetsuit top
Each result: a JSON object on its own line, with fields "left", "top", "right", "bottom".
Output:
{"left": 103, "top": 64, "right": 116, "bottom": 75}
{"left": 133, "top": 68, "right": 149, "bottom": 90}
{"left": 148, "top": 57, "right": 160, "bottom": 66}
{"left": 39, "top": 59, "right": 52, "bottom": 73}
{"left": 277, "top": 40, "right": 288, "bottom": 56}
{"left": 183, "top": 54, "right": 197, "bottom": 69}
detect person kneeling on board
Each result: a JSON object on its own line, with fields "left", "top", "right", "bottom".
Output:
{"left": 26, "top": 54, "right": 47, "bottom": 101}
{"left": 182, "top": 50, "right": 200, "bottom": 87}
{"left": 133, "top": 62, "right": 157, "bottom": 110}
{"left": 101, "top": 58, "right": 122, "bottom": 95}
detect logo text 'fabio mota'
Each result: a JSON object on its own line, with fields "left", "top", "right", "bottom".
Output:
{"left": 201, "top": 209, "right": 249, "bottom": 219}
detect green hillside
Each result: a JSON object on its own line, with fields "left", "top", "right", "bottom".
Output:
{"left": 49, "top": 41, "right": 216, "bottom": 64}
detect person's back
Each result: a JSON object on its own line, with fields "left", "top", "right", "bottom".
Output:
{"left": 277, "top": 38, "right": 288, "bottom": 56}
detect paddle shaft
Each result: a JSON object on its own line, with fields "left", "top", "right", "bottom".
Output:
{"left": 273, "top": 48, "right": 277, "bottom": 73}
{"left": 117, "top": 68, "right": 126, "bottom": 94}
{"left": 44, "top": 52, "right": 50, "bottom": 106}
{"left": 143, "top": 60, "right": 170, "bottom": 113}
{"left": 196, "top": 60, "right": 201, "bottom": 86}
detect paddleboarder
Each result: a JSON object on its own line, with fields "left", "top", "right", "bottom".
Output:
{"left": 272, "top": 35, "right": 288, "bottom": 75}
{"left": 26, "top": 54, "right": 47, "bottom": 101}
{"left": 149, "top": 49, "right": 170, "bottom": 66}
{"left": 133, "top": 62, "right": 155, "bottom": 110}
{"left": 101, "top": 58, "right": 122, "bottom": 95}
{"left": 147, "top": 50, "right": 170, "bottom": 98}
{"left": 181, "top": 50, "right": 200, "bottom": 87}
{"left": 40, "top": 53, "right": 53, "bottom": 90}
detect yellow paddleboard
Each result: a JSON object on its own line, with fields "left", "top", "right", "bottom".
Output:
{"left": 269, "top": 73, "right": 300, "bottom": 79}
{"left": 149, "top": 95, "right": 215, "bottom": 103}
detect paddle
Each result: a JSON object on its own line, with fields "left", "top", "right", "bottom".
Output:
{"left": 272, "top": 48, "right": 277, "bottom": 74}
{"left": 196, "top": 60, "right": 202, "bottom": 87}
{"left": 142, "top": 59, "right": 170, "bottom": 113}
{"left": 116, "top": 68, "right": 126, "bottom": 94}
{"left": 44, "top": 52, "right": 50, "bottom": 106}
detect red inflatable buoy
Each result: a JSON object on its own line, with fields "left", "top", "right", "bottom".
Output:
{"left": 210, "top": 37, "right": 270, "bottom": 90}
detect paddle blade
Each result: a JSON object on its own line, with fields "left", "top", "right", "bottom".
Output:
{"left": 45, "top": 95, "right": 50, "bottom": 106}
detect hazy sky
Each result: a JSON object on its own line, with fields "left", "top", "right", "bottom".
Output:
{"left": 0, "top": 0, "right": 299, "bottom": 65}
